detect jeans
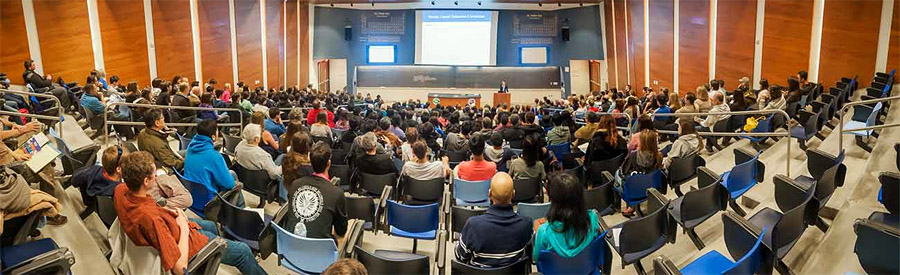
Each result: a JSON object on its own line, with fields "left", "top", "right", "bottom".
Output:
{"left": 191, "top": 219, "right": 268, "bottom": 275}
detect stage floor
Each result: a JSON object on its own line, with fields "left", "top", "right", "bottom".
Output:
{"left": 356, "top": 87, "right": 563, "bottom": 107}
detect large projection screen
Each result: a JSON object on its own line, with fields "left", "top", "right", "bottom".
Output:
{"left": 415, "top": 10, "right": 498, "bottom": 66}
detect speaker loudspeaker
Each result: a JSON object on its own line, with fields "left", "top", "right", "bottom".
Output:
{"left": 344, "top": 27, "right": 352, "bottom": 41}
{"left": 561, "top": 27, "right": 570, "bottom": 41}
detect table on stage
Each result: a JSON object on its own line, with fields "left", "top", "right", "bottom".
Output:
{"left": 427, "top": 93, "right": 481, "bottom": 107}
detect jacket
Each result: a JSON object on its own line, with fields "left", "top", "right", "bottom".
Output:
{"left": 183, "top": 134, "right": 236, "bottom": 211}
{"left": 547, "top": 126, "right": 570, "bottom": 145}
{"left": 234, "top": 141, "right": 281, "bottom": 180}
{"left": 22, "top": 70, "right": 52, "bottom": 89}
{"left": 700, "top": 103, "right": 731, "bottom": 128}
{"left": 136, "top": 128, "right": 183, "bottom": 170}
{"left": 444, "top": 133, "right": 470, "bottom": 152}
{"left": 72, "top": 165, "right": 119, "bottom": 197}
{"left": 533, "top": 210, "right": 600, "bottom": 261}
{"left": 171, "top": 93, "right": 194, "bottom": 119}
{"left": 455, "top": 204, "right": 533, "bottom": 267}
{"left": 667, "top": 134, "right": 701, "bottom": 160}
{"left": 108, "top": 219, "right": 165, "bottom": 275}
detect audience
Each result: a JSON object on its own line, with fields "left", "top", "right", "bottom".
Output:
{"left": 532, "top": 172, "right": 600, "bottom": 262}
{"left": 265, "top": 108, "right": 286, "bottom": 137}
{"left": 282, "top": 142, "right": 348, "bottom": 244}
{"left": 573, "top": 111, "right": 600, "bottom": 146}
{"left": 456, "top": 134, "right": 497, "bottom": 181}
{"left": 22, "top": 59, "right": 71, "bottom": 109}
{"left": 282, "top": 132, "right": 314, "bottom": 192}
{"left": 456, "top": 172, "right": 533, "bottom": 267}
{"left": 444, "top": 120, "right": 471, "bottom": 152}
{"left": 662, "top": 120, "right": 703, "bottom": 168}
{"left": 183, "top": 120, "right": 239, "bottom": 212}
{"left": 627, "top": 115, "right": 655, "bottom": 151}
{"left": 235, "top": 124, "right": 283, "bottom": 184}
{"left": 584, "top": 114, "right": 628, "bottom": 165}
{"left": 507, "top": 133, "right": 546, "bottom": 180}
{"left": 696, "top": 91, "right": 731, "bottom": 152}
{"left": 546, "top": 113, "right": 570, "bottom": 145}
{"left": 137, "top": 109, "right": 184, "bottom": 170}
{"left": 355, "top": 132, "right": 397, "bottom": 175}
{"left": 617, "top": 130, "right": 663, "bottom": 216}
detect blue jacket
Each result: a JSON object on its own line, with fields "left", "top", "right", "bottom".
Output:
{"left": 265, "top": 119, "right": 285, "bottom": 137}
{"left": 81, "top": 94, "right": 104, "bottom": 115}
{"left": 183, "top": 134, "right": 235, "bottom": 211}
{"left": 72, "top": 165, "right": 120, "bottom": 197}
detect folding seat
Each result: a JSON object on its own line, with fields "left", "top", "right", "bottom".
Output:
{"left": 875, "top": 172, "right": 899, "bottom": 228}
{"left": 790, "top": 109, "right": 820, "bottom": 150}
{"left": 853, "top": 217, "right": 900, "bottom": 274}
{"left": 586, "top": 153, "right": 625, "bottom": 188}
{"left": 401, "top": 176, "right": 444, "bottom": 205}
{"left": 612, "top": 170, "right": 665, "bottom": 215}
{"left": 584, "top": 174, "right": 618, "bottom": 216}
{"left": 794, "top": 149, "right": 845, "bottom": 193}
{"left": 516, "top": 202, "right": 550, "bottom": 222}
{"left": 665, "top": 154, "right": 706, "bottom": 197}
{"left": 443, "top": 149, "right": 470, "bottom": 169}
{"left": 218, "top": 194, "right": 270, "bottom": 252}
{"left": 450, "top": 206, "right": 486, "bottom": 240}
{"left": 330, "top": 164, "right": 352, "bottom": 192}
{"left": 272, "top": 223, "right": 339, "bottom": 274}
{"left": 715, "top": 149, "right": 765, "bottom": 216}
{"left": 748, "top": 175, "right": 817, "bottom": 275}
{"left": 108, "top": 219, "right": 226, "bottom": 275}
{"left": 668, "top": 167, "right": 730, "bottom": 250}
{"left": 385, "top": 201, "right": 440, "bottom": 253}
{"left": 0, "top": 210, "right": 46, "bottom": 246}
{"left": 222, "top": 134, "right": 241, "bottom": 156}
{"left": 234, "top": 164, "right": 277, "bottom": 207}
{"left": 355, "top": 245, "right": 432, "bottom": 275}
{"left": 512, "top": 177, "right": 543, "bottom": 204}
{"left": 358, "top": 172, "right": 397, "bottom": 198}
{"left": 536, "top": 231, "right": 613, "bottom": 275}
{"left": 453, "top": 178, "right": 491, "bottom": 207}
{"left": 96, "top": 195, "right": 118, "bottom": 228}
{"left": 843, "top": 102, "right": 883, "bottom": 153}
{"left": 602, "top": 188, "right": 675, "bottom": 274}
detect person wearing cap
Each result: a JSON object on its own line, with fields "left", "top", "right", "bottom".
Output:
{"left": 183, "top": 120, "right": 240, "bottom": 212}
{"left": 235, "top": 124, "right": 283, "bottom": 184}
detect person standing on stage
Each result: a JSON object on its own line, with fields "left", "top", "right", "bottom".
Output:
{"left": 499, "top": 80, "right": 509, "bottom": 93}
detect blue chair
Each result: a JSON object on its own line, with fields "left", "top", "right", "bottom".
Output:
{"left": 536, "top": 231, "right": 613, "bottom": 275}
{"left": 605, "top": 188, "right": 675, "bottom": 274}
{"left": 790, "top": 109, "right": 820, "bottom": 150}
{"left": 844, "top": 102, "right": 883, "bottom": 152}
{"left": 176, "top": 132, "right": 191, "bottom": 151}
{"left": 0, "top": 238, "right": 75, "bottom": 274}
{"left": 739, "top": 114, "right": 773, "bottom": 144}
{"left": 654, "top": 213, "right": 774, "bottom": 275}
{"left": 680, "top": 228, "right": 768, "bottom": 275}
{"left": 546, "top": 142, "right": 572, "bottom": 164}
{"left": 175, "top": 169, "right": 215, "bottom": 217}
{"left": 719, "top": 150, "right": 761, "bottom": 216}
{"left": 386, "top": 200, "right": 440, "bottom": 253}
{"left": 453, "top": 178, "right": 491, "bottom": 207}
{"left": 272, "top": 223, "right": 338, "bottom": 274}
{"left": 614, "top": 170, "right": 664, "bottom": 209}
{"left": 516, "top": 202, "right": 550, "bottom": 222}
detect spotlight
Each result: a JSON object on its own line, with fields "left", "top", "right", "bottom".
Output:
{"left": 558, "top": 2, "right": 561, "bottom": 6}
{"left": 477, "top": 1, "right": 481, "bottom": 5}
{"left": 454, "top": 1, "right": 458, "bottom": 5}
{"left": 431, "top": 0, "right": 435, "bottom": 4}
{"left": 538, "top": 3, "right": 542, "bottom": 6}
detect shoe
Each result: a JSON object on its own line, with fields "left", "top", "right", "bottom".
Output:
{"left": 46, "top": 215, "right": 68, "bottom": 225}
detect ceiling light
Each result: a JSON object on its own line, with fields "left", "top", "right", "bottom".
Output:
{"left": 454, "top": 1, "right": 458, "bottom": 5}
{"left": 431, "top": 0, "right": 435, "bottom": 4}
{"left": 477, "top": 1, "right": 481, "bottom": 5}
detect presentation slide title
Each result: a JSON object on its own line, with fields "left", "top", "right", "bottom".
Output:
{"left": 422, "top": 10, "right": 491, "bottom": 22}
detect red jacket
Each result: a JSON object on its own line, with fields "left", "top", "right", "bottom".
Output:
{"left": 307, "top": 108, "right": 335, "bottom": 128}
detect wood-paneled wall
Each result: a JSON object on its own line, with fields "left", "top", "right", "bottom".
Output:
{"left": 0, "top": 0, "right": 31, "bottom": 85}
{"left": 629, "top": 0, "right": 645, "bottom": 88}
{"left": 678, "top": 0, "right": 709, "bottom": 94}
{"left": 888, "top": 0, "right": 899, "bottom": 77}
{"left": 613, "top": 0, "right": 630, "bottom": 90}
{"left": 819, "top": 0, "right": 881, "bottom": 87}
{"left": 198, "top": 0, "right": 234, "bottom": 84}
{"left": 603, "top": 1, "right": 618, "bottom": 89}
{"left": 265, "top": 0, "right": 284, "bottom": 89}
{"left": 286, "top": 0, "right": 299, "bottom": 87}
{"left": 33, "top": 0, "right": 94, "bottom": 84}
{"left": 761, "top": 0, "right": 812, "bottom": 86}
{"left": 236, "top": 0, "right": 264, "bottom": 87}
{"left": 300, "top": 3, "right": 310, "bottom": 86}
{"left": 98, "top": 0, "right": 150, "bottom": 85}
{"left": 714, "top": 0, "right": 756, "bottom": 89}
{"left": 152, "top": 0, "right": 196, "bottom": 82}
{"left": 648, "top": 0, "right": 674, "bottom": 90}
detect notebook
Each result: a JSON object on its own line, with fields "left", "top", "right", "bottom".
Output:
{"left": 24, "top": 132, "right": 61, "bottom": 173}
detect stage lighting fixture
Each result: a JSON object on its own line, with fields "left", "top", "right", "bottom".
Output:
{"left": 454, "top": 1, "right": 458, "bottom": 5}
{"left": 477, "top": 1, "right": 481, "bottom": 5}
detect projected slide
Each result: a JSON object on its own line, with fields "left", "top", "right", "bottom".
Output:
{"left": 416, "top": 10, "right": 498, "bottom": 66}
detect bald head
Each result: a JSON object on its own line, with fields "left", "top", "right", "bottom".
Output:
{"left": 191, "top": 86, "right": 201, "bottom": 96}
{"left": 489, "top": 172, "right": 514, "bottom": 205}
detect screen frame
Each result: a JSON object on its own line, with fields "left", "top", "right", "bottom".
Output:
{"left": 366, "top": 44, "right": 398, "bottom": 64}
{"left": 518, "top": 46, "right": 550, "bottom": 65}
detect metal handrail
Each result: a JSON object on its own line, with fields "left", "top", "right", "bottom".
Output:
{"left": 649, "top": 108, "right": 793, "bottom": 176}
{"left": 0, "top": 88, "right": 65, "bottom": 136}
{"left": 838, "top": 94, "right": 900, "bottom": 152}
{"left": 0, "top": 110, "right": 62, "bottom": 136}
{"left": 104, "top": 102, "right": 244, "bottom": 144}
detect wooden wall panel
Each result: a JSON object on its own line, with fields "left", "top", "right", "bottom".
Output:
{"left": 33, "top": 0, "right": 94, "bottom": 84}
{"left": 629, "top": 0, "right": 645, "bottom": 88}
{"left": 648, "top": 0, "right": 674, "bottom": 90}
{"left": 715, "top": 0, "right": 756, "bottom": 89}
{"left": 761, "top": 0, "right": 812, "bottom": 86}
{"left": 236, "top": 0, "right": 264, "bottom": 87}
{"left": 819, "top": 0, "right": 881, "bottom": 87}
{"left": 888, "top": 0, "right": 899, "bottom": 77}
{"left": 286, "top": 0, "right": 298, "bottom": 87}
{"left": 98, "top": 0, "right": 150, "bottom": 85}
{"left": 300, "top": 2, "right": 310, "bottom": 86}
{"left": 151, "top": 0, "right": 195, "bottom": 82}
{"left": 0, "top": 0, "right": 31, "bottom": 85}
{"left": 603, "top": 1, "right": 617, "bottom": 88}
{"left": 198, "top": 0, "right": 234, "bottom": 84}
{"left": 613, "top": 0, "right": 629, "bottom": 89}
{"left": 678, "top": 0, "right": 709, "bottom": 94}
{"left": 265, "top": 0, "right": 284, "bottom": 89}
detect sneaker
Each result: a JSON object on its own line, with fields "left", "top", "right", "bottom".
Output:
{"left": 46, "top": 215, "right": 68, "bottom": 225}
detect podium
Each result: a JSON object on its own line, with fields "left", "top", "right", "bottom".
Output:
{"left": 493, "top": 93, "right": 511, "bottom": 107}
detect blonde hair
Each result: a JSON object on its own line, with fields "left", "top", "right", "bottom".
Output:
{"left": 696, "top": 86, "right": 709, "bottom": 100}
{"left": 668, "top": 92, "right": 681, "bottom": 110}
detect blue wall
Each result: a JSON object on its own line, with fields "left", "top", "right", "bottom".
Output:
{"left": 314, "top": 6, "right": 603, "bottom": 95}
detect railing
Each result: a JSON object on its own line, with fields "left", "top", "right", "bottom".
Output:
{"left": 650, "top": 109, "right": 793, "bottom": 177}
{"left": 103, "top": 102, "right": 244, "bottom": 145}
{"left": 0, "top": 110, "right": 62, "bottom": 137}
{"left": 0, "top": 88, "right": 65, "bottom": 136}
{"left": 838, "top": 94, "right": 900, "bottom": 152}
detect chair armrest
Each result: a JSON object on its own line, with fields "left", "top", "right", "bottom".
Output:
{"left": 340, "top": 219, "right": 365, "bottom": 258}
{"left": 374, "top": 186, "right": 393, "bottom": 234}
{"left": 188, "top": 237, "right": 227, "bottom": 274}
{"left": 600, "top": 171, "right": 614, "bottom": 185}
{"left": 598, "top": 215, "right": 610, "bottom": 232}
{"left": 435, "top": 230, "right": 448, "bottom": 270}
{"left": 271, "top": 204, "right": 290, "bottom": 225}
{"left": 2, "top": 247, "right": 75, "bottom": 275}
{"left": 697, "top": 167, "right": 721, "bottom": 189}
{"left": 652, "top": 256, "right": 682, "bottom": 275}
{"left": 773, "top": 175, "right": 813, "bottom": 213}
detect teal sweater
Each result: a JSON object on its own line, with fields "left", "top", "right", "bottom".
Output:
{"left": 532, "top": 210, "right": 600, "bottom": 261}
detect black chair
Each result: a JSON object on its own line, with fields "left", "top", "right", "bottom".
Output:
{"left": 0, "top": 209, "right": 46, "bottom": 246}
{"left": 331, "top": 164, "right": 352, "bottom": 192}
{"left": 512, "top": 177, "right": 542, "bottom": 204}
{"left": 222, "top": 135, "right": 241, "bottom": 155}
{"left": 121, "top": 141, "right": 138, "bottom": 154}
{"left": 584, "top": 171, "right": 618, "bottom": 216}
{"left": 233, "top": 164, "right": 276, "bottom": 207}
{"left": 346, "top": 196, "right": 377, "bottom": 231}
{"left": 668, "top": 167, "right": 729, "bottom": 250}
{"left": 451, "top": 257, "right": 530, "bottom": 274}
{"left": 402, "top": 177, "right": 444, "bottom": 205}
{"left": 708, "top": 118, "right": 730, "bottom": 150}
{"left": 188, "top": 237, "right": 228, "bottom": 275}
{"left": 794, "top": 149, "right": 845, "bottom": 189}
{"left": 443, "top": 150, "right": 470, "bottom": 169}
{"left": 602, "top": 188, "right": 676, "bottom": 275}
{"left": 0, "top": 238, "right": 75, "bottom": 274}
{"left": 666, "top": 154, "right": 705, "bottom": 196}
{"left": 798, "top": 163, "right": 844, "bottom": 232}
{"left": 451, "top": 206, "right": 486, "bottom": 240}
{"left": 895, "top": 143, "right": 899, "bottom": 171}
{"left": 586, "top": 154, "right": 624, "bottom": 188}
{"left": 217, "top": 194, "right": 267, "bottom": 251}
{"left": 96, "top": 195, "right": 118, "bottom": 228}
{"left": 312, "top": 135, "right": 333, "bottom": 146}
{"left": 853, "top": 216, "right": 900, "bottom": 274}
{"left": 747, "top": 175, "right": 817, "bottom": 275}
{"left": 358, "top": 172, "right": 396, "bottom": 198}
{"left": 879, "top": 172, "right": 899, "bottom": 218}
{"left": 47, "top": 131, "right": 99, "bottom": 185}
{"left": 332, "top": 149, "right": 349, "bottom": 165}
{"left": 790, "top": 109, "right": 820, "bottom": 150}
{"left": 354, "top": 245, "right": 430, "bottom": 275}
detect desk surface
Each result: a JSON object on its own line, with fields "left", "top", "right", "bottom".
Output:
{"left": 427, "top": 93, "right": 481, "bottom": 98}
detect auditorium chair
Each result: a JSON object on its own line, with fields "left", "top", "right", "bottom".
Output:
{"left": 601, "top": 188, "right": 675, "bottom": 275}
{"left": 665, "top": 154, "right": 706, "bottom": 197}
{"left": 819, "top": 92, "right": 839, "bottom": 128}
{"left": 272, "top": 222, "right": 339, "bottom": 274}
{"left": 176, "top": 169, "right": 215, "bottom": 219}
{"left": 330, "top": 163, "right": 352, "bottom": 192}
{"left": 385, "top": 200, "right": 441, "bottom": 253}
{"left": 794, "top": 149, "right": 845, "bottom": 194}
{"left": 876, "top": 172, "right": 899, "bottom": 228}
{"left": 48, "top": 128, "right": 100, "bottom": 187}
{"left": 512, "top": 177, "right": 543, "bottom": 204}
{"left": 653, "top": 212, "right": 774, "bottom": 275}
{"left": 96, "top": 195, "right": 117, "bottom": 229}
{"left": 400, "top": 176, "right": 444, "bottom": 205}
{"left": 108, "top": 219, "right": 226, "bottom": 275}
{"left": 584, "top": 172, "right": 618, "bottom": 216}
{"left": 609, "top": 169, "right": 664, "bottom": 215}
{"left": 222, "top": 134, "right": 241, "bottom": 156}
{"left": 516, "top": 202, "right": 550, "bottom": 222}
{"left": 714, "top": 149, "right": 765, "bottom": 216}
{"left": 217, "top": 194, "right": 270, "bottom": 252}
{"left": 452, "top": 177, "right": 491, "bottom": 207}
{"left": 536, "top": 231, "right": 612, "bottom": 275}
{"left": 443, "top": 149, "right": 470, "bottom": 169}
{"left": 793, "top": 161, "right": 844, "bottom": 233}
{"left": 587, "top": 153, "right": 625, "bottom": 188}
{"left": 853, "top": 216, "right": 900, "bottom": 274}
{"left": 844, "top": 102, "right": 883, "bottom": 153}
{"left": 1, "top": 209, "right": 46, "bottom": 246}
{"left": 748, "top": 175, "right": 817, "bottom": 275}
{"left": 740, "top": 114, "right": 775, "bottom": 148}
{"left": 233, "top": 164, "right": 277, "bottom": 207}
{"left": 354, "top": 245, "right": 431, "bottom": 275}
{"left": 668, "top": 167, "right": 729, "bottom": 250}
{"left": 0, "top": 238, "right": 75, "bottom": 274}
{"left": 452, "top": 257, "right": 531, "bottom": 274}
{"left": 790, "top": 109, "right": 820, "bottom": 150}
{"left": 450, "top": 206, "right": 486, "bottom": 241}
{"left": 358, "top": 172, "right": 397, "bottom": 198}
{"left": 346, "top": 196, "right": 377, "bottom": 231}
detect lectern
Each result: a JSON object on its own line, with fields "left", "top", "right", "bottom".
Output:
{"left": 493, "top": 93, "right": 511, "bottom": 107}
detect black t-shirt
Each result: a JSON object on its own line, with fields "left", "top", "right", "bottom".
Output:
{"left": 355, "top": 153, "right": 397, "bottom": 175}
{"left": 282, "top": 176, "right": 348, "bottom": 239}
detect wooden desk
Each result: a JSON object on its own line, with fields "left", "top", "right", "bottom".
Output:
{"left": 427, "top": 93, "right": 481, "bottom": 107}
{"left": 493, "top": 93, "right": 510, "bottom": 106}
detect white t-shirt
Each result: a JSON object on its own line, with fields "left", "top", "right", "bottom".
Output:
{"left": 401, "top": 161, "right": 445, "bottom": 181}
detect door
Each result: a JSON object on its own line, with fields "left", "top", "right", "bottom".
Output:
{"left": 569, "top": 60, "right": 590, "bottom": 95}
{"left": 316, "top": 59, "right": 329, "bottom": 93}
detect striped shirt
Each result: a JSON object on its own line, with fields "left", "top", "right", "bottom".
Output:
{"left": 454, "top": 204, "right": 533, "bottom": 267}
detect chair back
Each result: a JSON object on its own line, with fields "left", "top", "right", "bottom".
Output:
{"left": 354, "top": 246, "right": 429, "bottom": 274}
{"left": 796, "top": 109, "right": 818, "bottom": 137}
{"left": 680, "top": 180, "right": 728, "bottom": 227}
{"left": 668, "top": 154, "right": 704, "bottom": 186}
{"left": 272, "top": 223, "right": 338, "bottom": 274}
{"left": 359, "top": 172, "right": 396, "bottom": 197}
{"left": 772, "top": 176, "right": 816, "bottom": 258}
{"left": 234, "top": 164, "right": 272, "bottom": 197}
{"left": 122, "top": 141, "right": 139, "bottom": 154}
{"left": 451, "top": 206, "right": 487, "bottom": 235}
{"left": 587, "top": 154, "right": 625, "bottom": 187}
{"left": 453, "top": 178, "right": 491, "bottom": 206}
{"left": 584, "top": 180, "right": 617, "bottom": 216}
{"left": 223, "top": 135, "right": 240, "bottom": 154}
{"left": 176, "top": 132, "right": 192, "bottom": 151}
{"left": 312, "top": 135, "right": 333, "bottom": 146}
{"left": 865, "top": 102, "right": 884, "bottom": 128}
{"left": 217, "top": 194, "right": 265, "bottom": 247}
{"left": 386, "top": 201, "right": 440, "bottom": 235}
{"left": 1, "top": 209, "right": 45, "bottom": 246}
{"left": 330, "top": 164, "right": 351, "bottom": 190}
{"left": 345, "top": 196, "right": 376, "bottom": 228}
{"left": 620, "top": 189, "right": 671, "bottom": 257}
{"left": 537, "top": 231, "right": 612, "bottom": 275}
{"left": 725, "top": 226, "right": 769, "bottom": 275}
{"left": 97, "top": 195, "right": 118, "bottom": 228}
{"left": 516, "top": 203, "right": 550, "bottom": 222}
{"left": 812, "top": 164, "right": 843, "bottom": 210}
{"left": 806, "top": 149, "right": 843, "bottom": 181}
{"left": 177, "top": 170, "right": 215, "bottom": 216}
{"left": 621, "top": 170, "right": 664, "bottom": 205}
{"left": 403, "top": 177, "right": 444, "bottom": 204}
{"left": 879, "top": 172, "right": 900, "bottom": 215}
{"left": 512, "top": 177, "right": 542, "bottom": 203}
{"left": 546, "top": 142, "right": 572, "bottom": 163}
{"left": 332, "top": 149, "right": 349, "bottom": 165}
{"left": 444, "top": 150, "right": 470, "bottom": 164}
{"left": 724, "top": 153, "right": 760, "bottom": 199}
{"left": 853, "top": 218, "right": 900, "bottom": 274}
{"left": 451, "top": 257, "right": 530, "bottom": 274}
{"left": 721, "top": 212, "right": 773, "bottom": 275}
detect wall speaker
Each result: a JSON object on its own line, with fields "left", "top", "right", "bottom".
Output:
{"left": 344, "top": 26, "right": 352, "bottom": 41}
{"left": 561, "top": 26, "right": 570, "bottom": 41}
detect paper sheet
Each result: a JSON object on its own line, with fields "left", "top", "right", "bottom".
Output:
{"left": 24, "top": 133, "right": 61, "bottom": 173}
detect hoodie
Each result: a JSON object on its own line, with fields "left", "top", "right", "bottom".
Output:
{"left": 533, "top": 210, "right": 599, "bottom": 260}
{"left": 667, "top": 133, "right": 701, "bottom": 160}
{"left": 183, "top": 134, "right": 235, "bottom": 211}
{"left": 72, "top": 165, "right": 120, "bottom": 197}
{"left": 444, "top": 133, "right": 470, "bottom": 152}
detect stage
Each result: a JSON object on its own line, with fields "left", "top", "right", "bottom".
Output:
{"left": 355, "top": 87, "right": 562, "bottom": 107}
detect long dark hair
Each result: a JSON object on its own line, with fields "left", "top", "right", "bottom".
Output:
{"left": 597, "top": 114, "right": 619, "bottom": 147}
{"left": 546, "top": 172, "right": 589, "bottom": 243}
{"left": 521, "top": 133, "right": 541, "bottom": 167}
